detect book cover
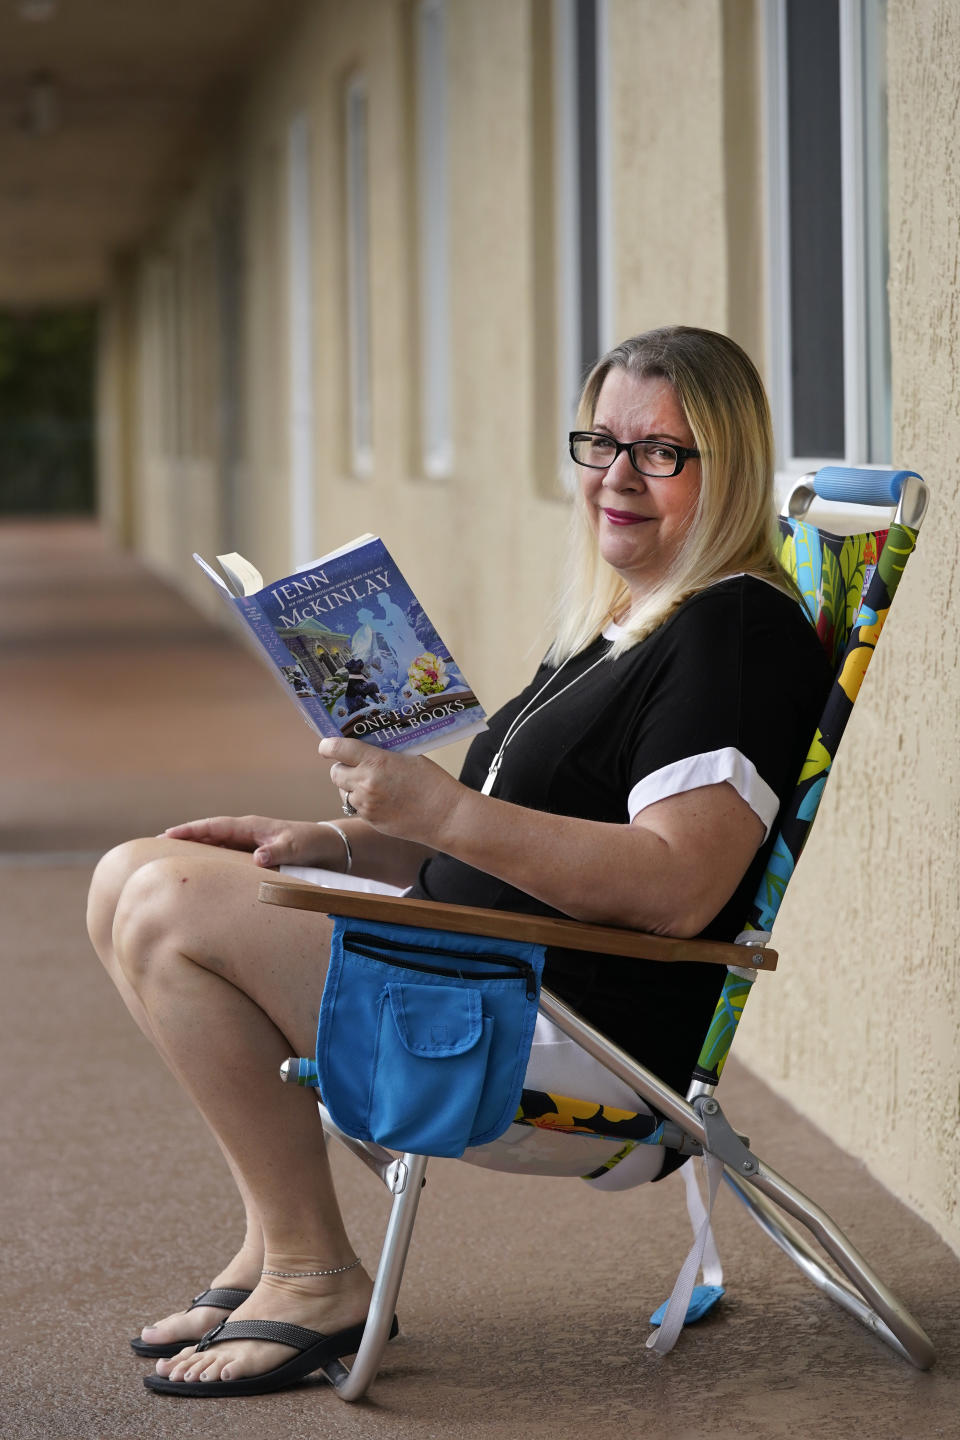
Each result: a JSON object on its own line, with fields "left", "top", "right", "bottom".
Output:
{"left": 195, "top": 535, "right": 486, "bottom": 756}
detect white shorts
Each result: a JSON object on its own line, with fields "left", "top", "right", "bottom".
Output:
{"left": 281, "top": 866, "right": 664, "bottom": 1189}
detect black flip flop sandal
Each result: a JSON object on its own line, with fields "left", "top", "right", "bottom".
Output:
{"left": 130, "top": 1287, "right": 253, "bottom": 1359}
{"left": 143, "top": 1314, "right": 399, "bottom": 1397}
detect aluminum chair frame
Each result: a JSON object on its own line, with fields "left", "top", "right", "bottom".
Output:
{"left": 261, "top": 465, "right": 936, "bottom": 1398}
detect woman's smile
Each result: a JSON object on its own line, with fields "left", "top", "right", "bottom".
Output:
{"left": 600, "top": 506, "right": 650, "bottom": 526}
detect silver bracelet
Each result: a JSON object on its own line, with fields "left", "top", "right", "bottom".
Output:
{"left": 318, "top": 820, "right": 353, "bottom": 874}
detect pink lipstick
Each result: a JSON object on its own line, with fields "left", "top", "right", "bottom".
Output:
{"left": 601, "top": 507, "right": 649, "bottom": 526}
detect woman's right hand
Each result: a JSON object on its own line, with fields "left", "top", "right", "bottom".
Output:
{"left": 161, "top": 815, "right": 336, "bottom": 870}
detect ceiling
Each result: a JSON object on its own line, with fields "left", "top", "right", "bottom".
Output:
{"left": 0, "top": 0, "right": 302, "bottom": 309}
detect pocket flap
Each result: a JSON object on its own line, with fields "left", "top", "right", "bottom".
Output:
{"left": 387, "top": 982, "right": 484, "bottom": 1057}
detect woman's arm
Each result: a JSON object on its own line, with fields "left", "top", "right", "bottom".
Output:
{"left": 318, "top": 739, "right": 764, "bottom": 936}
{"left": 438, "top": 781, "right": 763, "bottom": 936}
{"left": 161, "top": 814, "right": 436, "bottom": 890}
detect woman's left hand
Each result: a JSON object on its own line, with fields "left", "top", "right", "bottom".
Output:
{"left": 318, "top": 737, "right": 465, "bottom": 847}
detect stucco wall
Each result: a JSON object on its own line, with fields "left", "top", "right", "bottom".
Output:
{"left": 737, "top": 0, "right": 960, "bottom": 1255}
{"left": 611, "top": 0, "right": 728, "bottom": 333}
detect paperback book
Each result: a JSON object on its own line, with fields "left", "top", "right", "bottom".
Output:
{"left": 195, "top": 534, "right": 486, "bottom": 756}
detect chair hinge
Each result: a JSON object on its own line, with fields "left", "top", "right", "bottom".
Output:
{"left": 695, "top": 1096, "right": 760, "bottom": 1176}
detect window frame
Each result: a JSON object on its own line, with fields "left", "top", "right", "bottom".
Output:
{"left": 551, "top": 0, "right": 614, "bottom": 488}
{"left": 414, "top": 0, "right": 453, "bottom": 481}
{"left": 287, "top": 111, "right": 316, "bottom": 563}
{"left": 764, "top": 0, "right": 891, "bottom": 496}
{"left": 344, "top": 71, "right": 374, "bottom": 480}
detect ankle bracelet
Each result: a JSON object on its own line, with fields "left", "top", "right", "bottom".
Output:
{"left": 261, "top": 1257, "right": 361, "bottom": 1278}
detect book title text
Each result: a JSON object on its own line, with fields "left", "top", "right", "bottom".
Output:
{"left": 269, "top": 569, "right": 392, "bottom": 628}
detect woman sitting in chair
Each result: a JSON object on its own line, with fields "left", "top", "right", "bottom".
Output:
{"left": 86, "top": 325, "right": 832, "bottom": 1396}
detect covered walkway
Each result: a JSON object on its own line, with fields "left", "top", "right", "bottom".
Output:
{"left": 2, "top": 520, "right": 956, "bottom": 1439}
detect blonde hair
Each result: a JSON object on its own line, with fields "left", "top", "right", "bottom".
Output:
{"left": 546, "top": 325, "right": 789, "bottom": 663}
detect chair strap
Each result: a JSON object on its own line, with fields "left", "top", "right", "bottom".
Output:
{"left": 646, "top": 1152, "right": 725, "bottom": 1356}
{"left": 680, "top": 1154, "right": 724, "bottom": 1288}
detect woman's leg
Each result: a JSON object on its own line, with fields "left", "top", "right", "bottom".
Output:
{"left": 93, "top": 844, "right": 369, "bottom": 1384}
{"left": 88, "top": 840, "right": 268, "bottom": 1346}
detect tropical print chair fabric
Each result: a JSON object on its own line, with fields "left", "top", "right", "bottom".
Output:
{"left": 749, "top": 516, "right": 918, "bottom": 932}
{"left": 515, "top": 1087, "right": 660, "bottom": 1141}
{"left": 513, "top": 1086, "right": 662, "bottom": 1182}
{"left": 694, "top": 515, "right": 920, "bottom": 1080}
{"left": 780, "top": 520, "right": 885, "bottom": 665}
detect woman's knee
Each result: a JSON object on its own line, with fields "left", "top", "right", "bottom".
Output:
{"left": 86, "top": 839, "right": 182, "bottom": 966}
{"left": 86, "top": 838, "right": 162, "bottom": 960}
{"left": 109, "top": 855, "right": 196, "bottom": 988}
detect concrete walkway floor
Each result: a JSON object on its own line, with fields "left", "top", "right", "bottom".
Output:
{"left": 1, "top": 518, "right": 957, "bottom": 1440}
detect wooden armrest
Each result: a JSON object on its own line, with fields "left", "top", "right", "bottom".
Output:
{"left": 258, "top": 881, "right": 777, "bottom": 971}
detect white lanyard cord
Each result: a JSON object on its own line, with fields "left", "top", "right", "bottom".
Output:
{"left": 481, "top": 649, "right": 609, "bottom": 795}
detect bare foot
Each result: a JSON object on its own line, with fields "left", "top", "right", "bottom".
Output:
{"left": 154, "top": 1267, "right": 374, "bottom": 1385}
{"left": 138, "top": 1251, "right": 262, "bottom": 1351}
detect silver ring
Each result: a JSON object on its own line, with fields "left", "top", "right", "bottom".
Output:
{"left": 342, "top": 799, "right": 358, "bottom": 817}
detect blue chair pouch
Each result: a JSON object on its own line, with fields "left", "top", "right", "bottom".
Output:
{"left": 315, "top": 916, "right": 546, "bottom": 1158}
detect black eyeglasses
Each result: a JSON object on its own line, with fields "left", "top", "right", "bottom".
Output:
{"left": 568, "top": 431, "right": 701, "bottom": 478}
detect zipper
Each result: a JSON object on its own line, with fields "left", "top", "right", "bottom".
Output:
{"left": 343, "top": 931, "right": 538, "bottom": 999}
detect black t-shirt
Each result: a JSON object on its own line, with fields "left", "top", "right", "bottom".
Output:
{"left": 410, "top": 577, "right": 833, "bottom": 1093}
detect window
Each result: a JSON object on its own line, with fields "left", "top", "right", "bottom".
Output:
{"left": 213, "top": 186, "right": 245, "bottom": 545}
{"left": 765, "top": 0, "right": 891, "bottom": 476}
{"left": 344, "top": 73, "right": 373, "bottom": 478}
{"left": 149, "top": 257, "right": 179, "bottom": 461}
{"left": 185, "top": 231, "right": 216, "bottom": 463}
{"left": 554, "top": 0, "right": 612, "bottom": 428}
{"left": 288, "top": 111, "right": 316, "bottom": 562}
{"left": 251, "top": 144, "right": 283, "bottom": 493}
{"left": 415, "top": 0, "right": 452, "bottom": 479}
{"left": 531, "top": 0, "right": 612, "bottom": 496}
{"left": 138, "top": 262, "right": 164, "bottom": 456}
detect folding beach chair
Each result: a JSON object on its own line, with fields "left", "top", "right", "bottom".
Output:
{"left": 261, "top": 464, "right": 935, "bottom": 1399}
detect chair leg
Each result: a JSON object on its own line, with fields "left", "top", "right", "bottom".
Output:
{"left": 537, "top": 989, "right": 935, "bottom": 1369}
{"left": 724, "top": 1162, "right": 935, "bottom": 1369}
{"left": 319, "top": 1145, "right": 430, "bottom": 1401}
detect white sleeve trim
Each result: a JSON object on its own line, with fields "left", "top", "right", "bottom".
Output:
{"left": 626, "top": 747, "right": 780, "bottom": 840}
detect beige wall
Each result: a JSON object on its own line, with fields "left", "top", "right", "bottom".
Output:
{"left": 98, "top": 0, "right": 959, "bottom": 1253}
{"left": 611, "top": 0, "right": 728, "bottom": 333}
{"left": 739, "top": 0, "right": 960, "bottom": 1255}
